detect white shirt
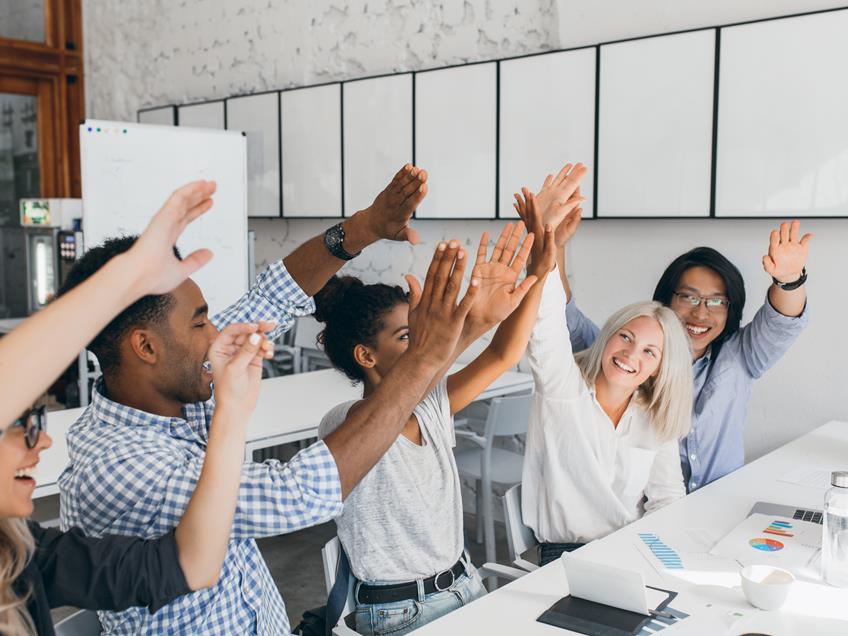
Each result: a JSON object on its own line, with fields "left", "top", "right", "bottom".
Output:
{"left": 521, "top": 270, "right": 685, "bottom": 544}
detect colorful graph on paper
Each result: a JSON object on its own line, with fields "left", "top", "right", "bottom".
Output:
{"left": 638, "top": 533, "right": 684, "bottom": 569}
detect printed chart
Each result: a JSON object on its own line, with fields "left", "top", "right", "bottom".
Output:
{"left": 639, "top": 533, "right": 684, "bottom": 569}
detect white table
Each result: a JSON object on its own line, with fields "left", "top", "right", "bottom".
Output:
{"left": 35, "top": 366, "right": 533, "bottom": 498}
{"left": 415, "top": 420, "right": 848, "bottom": 635}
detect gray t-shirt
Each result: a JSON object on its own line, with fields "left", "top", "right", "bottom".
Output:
{"left": 318, "top": 378, "right": 463, "bottom": 583}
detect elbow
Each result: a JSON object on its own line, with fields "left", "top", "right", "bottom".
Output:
{"left": 185, "top": 567, "right": 222, "bottom": 592}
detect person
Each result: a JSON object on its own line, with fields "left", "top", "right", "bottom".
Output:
{"left": 0, "top": 321, "right": 274, "bottom": 635}
{"left": 516, "top": 177, "right": 693, "bottom": 567}
{"left": 560, "top": 189, "right": 811, "bottom": 490}
{"left": 315, "top": 213, "right": 563, "bottom": 635}
{"left": 56, "top": 165, "right": 487, "bottom": 635}
{"left": 0, "top": 180, "right": 216, "bottom": 431}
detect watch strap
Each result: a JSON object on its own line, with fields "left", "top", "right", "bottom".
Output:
{"left": 772, "top": 267, "right": 807, "bottom": 291}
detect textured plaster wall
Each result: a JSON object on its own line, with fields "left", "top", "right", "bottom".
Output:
{"left": 82, "top": 0, "right": 847, "bottom": 463}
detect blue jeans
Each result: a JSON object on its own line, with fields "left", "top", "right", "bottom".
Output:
{"left": 353, "top": 563, "right": 486, "bottom": 636}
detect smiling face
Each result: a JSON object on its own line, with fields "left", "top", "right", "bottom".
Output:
{"left": 0, "top": 413, "right": 52, "bottom": 518}
{"left": 669, "top": 266, "right": 729, "bottom": 359}
{"left": 599, "top": 315, "right": 664, "bottom": 392}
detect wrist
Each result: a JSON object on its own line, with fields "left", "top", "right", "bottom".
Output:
{"left": 342, "top": 211, "right": 379, "bottom": 253}
{"left": 115, "top": 252, "right": 152, "bottom": 303}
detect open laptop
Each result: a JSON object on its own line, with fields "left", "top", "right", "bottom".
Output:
{"left": 750, "top": 501, "right": 823, "bottom": 525}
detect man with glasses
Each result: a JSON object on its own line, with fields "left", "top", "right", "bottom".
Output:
{"left": 561, "top": 221, "right": 811, "bottom": 491}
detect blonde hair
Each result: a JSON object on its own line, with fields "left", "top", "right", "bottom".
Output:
{"left": 0, "top": 518, "right": 35, "bottom": 636}
{"left": 575, "top": 301, "right": 693, "bottom": 442}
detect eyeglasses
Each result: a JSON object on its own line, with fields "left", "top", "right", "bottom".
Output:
{"left": 8, "top": 405, "right": 47, "bottom": 449}
{"left": 671, "top": 291, "right": 730, "bottom": 312}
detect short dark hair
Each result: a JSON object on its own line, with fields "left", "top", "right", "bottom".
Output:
{"left": 57, "top": 236, "right": 179, "bottom": 373}
{"left": 652, "top": 246, "right": 746, "bottom": 364}
{"left": 314, "top": 276, "right": 409, "bottom": 383}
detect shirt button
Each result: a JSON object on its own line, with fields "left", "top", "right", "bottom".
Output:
{"left": 690, "top": 454, "right": 697, "bottom": 461}
{"left": 690, "top": 482, "right": 698, "bottom": 489}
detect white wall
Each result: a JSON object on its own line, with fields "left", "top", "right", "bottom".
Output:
{"left": 83, "top": 0, "right": 848, "bottom": 460}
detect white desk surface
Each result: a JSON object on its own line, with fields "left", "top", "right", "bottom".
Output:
{"left": 35, "top": 366, "right": 533, "bottom": 499}
{"left": 416, "top": 420, "right": 848, "bottom": 635}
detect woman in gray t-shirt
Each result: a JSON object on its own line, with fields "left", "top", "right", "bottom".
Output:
{"left": 314, "top": 221, "right": 558, "bottom": 636}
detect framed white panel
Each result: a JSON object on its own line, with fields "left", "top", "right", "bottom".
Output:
{"left": 281, "top": 84, "right": 342, "bottom": 218}
{"left": 598, "top": 30, "right": 715, "bottom": 217}
{"left": 343, "top": 74, "right": 413, "bottom": 216}
{"left": 415, "top": 63, "right": 497, "bottom": 219}
{"left": 226, "top": 92, "right": 280, "bottom": 217}
{"left": 499, "top": 50, "right": 596, "bottom": 219}
{"left": 716, "top": 10, "right": 848, "bottom": 217}
{"left": 178, "top": 101, "right": 225, "bottom": 129}
{"left": 137, "top": 106, "right": 175, "bottom": 125}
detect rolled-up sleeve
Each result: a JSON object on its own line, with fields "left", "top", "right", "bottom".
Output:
{"left": 29, "top": 522, "right": 190, "bottom": 614}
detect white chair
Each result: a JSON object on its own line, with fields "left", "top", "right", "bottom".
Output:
{"left": 453, "top": 394, "right": 531, "bottom": 569}
{"left": 502, "top": 483, "right": 539, "bottom": 573}
{"left": 53, "top": 609, "right": 100, "bottom": 636}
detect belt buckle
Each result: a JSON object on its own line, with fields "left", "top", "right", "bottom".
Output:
{"left": 434, "top": 568, "right": 455, "bottom": 592}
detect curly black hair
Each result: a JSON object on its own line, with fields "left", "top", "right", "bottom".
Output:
{"left": 313, "top": 276, "right": 409, "bottom": 383}
{"left": 57, "top": 236, "right": 179, "bottom": 373}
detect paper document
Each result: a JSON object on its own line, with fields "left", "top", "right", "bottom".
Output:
{"left": 778, "top": 466, "right": 832, "bottom": 490}
{"left": 710, "top": 513, "right": 821, "bottom": 570}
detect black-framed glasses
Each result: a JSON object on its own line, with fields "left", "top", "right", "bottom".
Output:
{"left": 671, "top": 291, "right": 730, "bottom": 312}
{"left": 9, "top": 405, "right": 47, "bottom": 449}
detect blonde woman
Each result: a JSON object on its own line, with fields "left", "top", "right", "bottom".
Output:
{"left": 515, "top": 184, "right": 693, "bottom": 566}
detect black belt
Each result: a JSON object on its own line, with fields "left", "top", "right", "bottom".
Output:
{"left": 355, "top": 558, "right": 467, "bottom": 605}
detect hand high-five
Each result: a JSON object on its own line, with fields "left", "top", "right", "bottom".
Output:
{"left": 360, "top": 164, "right": 428, "bottom": 245}
{"left": 404, "top": 241, "right": 479, "bottom": 369}
{"left": 129, "top": 180, "right": 217, "bottom": 296}
{"left": 513, "top": 189, "right": 557, "bottom": 278}
{"left": 762, "top": 220, "right": 812, "bottom": 284}
{"left": 527, "top": 163, "right": 588, "bottom": 247}
{"left": 466, "top": 223, "right": 538, "bottom": 329}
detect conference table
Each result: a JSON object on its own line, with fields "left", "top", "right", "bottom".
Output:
{"left": 416, "top": 420, "right": 848, "bottom": 635}
{"left": 35, "top": 365, "right": 533, "bottom": 499}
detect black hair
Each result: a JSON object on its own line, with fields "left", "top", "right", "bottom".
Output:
{"left": 652, "top": 246, "right": 746, "bottom": 367}
{"left": 57, "top": 236, "right": 179, "bottom": 373}
{"left": 314, "top": 276, "right": 409, "bottom": 383}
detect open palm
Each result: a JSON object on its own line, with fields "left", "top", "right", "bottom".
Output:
{"left": 467, "top": 223, "right": 537, "bottom": 328}
{"left": 532, "top": 163, "right": 588, "bottom": 247}
{"left": 762, "top": 219, "right": 812, "bottom": 282}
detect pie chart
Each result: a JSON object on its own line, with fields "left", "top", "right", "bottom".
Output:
{"left": 749, "top": 537, "right": 784, "bottom": 552}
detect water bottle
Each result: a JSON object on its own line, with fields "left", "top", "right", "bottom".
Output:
{"left": 823, "top": 471, "right": 848, "bottom": 586}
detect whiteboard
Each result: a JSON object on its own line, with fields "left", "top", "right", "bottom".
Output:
{"left": 138, "top": 106, "right": 175, "bottom": 126}
{"left": 226, "top": 92, "right": 280, "bottom": 217}
{"left": 343, "top": 74, "right": 413, "bottom": 217}
{"left": 281, "top": 84, "right": 342, "bottom": 217}
{"left": 716, "top": 10, "right": 848, "bottom": 217}
{"left": 178, "top": 101, "right": 225, "bottom": 129}
{"left": 415, "top": 63, "right": 497, "bottom": 219}
{"left": 499, "top": 50, "right": 596, "bottom": 219}
{"left": 598, "top": 30, "right": 715, "bottom": 217}
{"left": 80, "top": 120, "right": 248, "bottom": 316}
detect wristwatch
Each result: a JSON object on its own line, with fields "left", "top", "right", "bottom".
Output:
{"left": 772, "top": 267, "right": 807, "bottom": 291}
{"left": 323, "top": 223, "right": 361, "bottom": 261}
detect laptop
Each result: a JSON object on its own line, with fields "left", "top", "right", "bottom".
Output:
{"left": 750, "top": 501, "right": 823, "bottom": 525}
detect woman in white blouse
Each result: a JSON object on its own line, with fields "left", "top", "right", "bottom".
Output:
{"left": 514, "top": 179, "right": 693, "bottom": 566}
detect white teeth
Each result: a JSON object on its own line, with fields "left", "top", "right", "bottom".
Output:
{"left": 687, "top": 325, "right": 709, "bottom": 335}
{"left": 613, "top": 358, "right": 636, "bottom": 373}
{"left": 14, "top": 467, "right": 36, "bottom": 479}
{"left": 202, "top": 361, "right": 212, "bottom": 373}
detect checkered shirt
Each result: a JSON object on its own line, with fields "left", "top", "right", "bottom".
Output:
{"left": 58, "top": 262, "right": 343, "bottom": 635}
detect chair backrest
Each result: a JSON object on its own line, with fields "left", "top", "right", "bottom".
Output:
{"left": 502, "top": 483, "right": 539, "bottom": 572}
{"left": 54, "top": 609, "right": 100, "bottom": 636}
{"left": 485, "top": 393, "right": 532, "bottom": 441}
{"left": 321, "top": 536, "right": 355, "bottom": 622}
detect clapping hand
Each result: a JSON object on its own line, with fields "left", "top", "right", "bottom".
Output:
{"left": 762, "top": 220, "right": 812, "bottom": 284}
{"left": 513, "top": 188, "right": 557, "bottom": 278}
{"left": 530, "top": 163, "right": 588, "bottom": 247}
{"left": 129, "top": 180, "right": 217, "bottom": 296}
{"left": 466, "top": 224, "right": 538, "bottom": 330}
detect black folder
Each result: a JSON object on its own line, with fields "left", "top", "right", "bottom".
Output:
{"left": 536, "top": 586, "right": 677, "bottom": 636}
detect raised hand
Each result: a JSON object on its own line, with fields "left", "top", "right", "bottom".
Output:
{"left": 404, "top": 241, "right": 479, "bottom": 369}
{"left": 358, "top": 164, "right": 428, "bottom": 245}
{"left": 531, "top": 163, "right": 588, "bottom": 247}
{"left": 208, "top": 321, "right": 275, "bottom": 414}
{"left": 466, "top": 223, "right": 537, "bottom": 329}
{"left": 513, "top": 188, "right": 557, "bottom": 277}
{"left": 762, "top": 220, "right": 812, "bottom": 283}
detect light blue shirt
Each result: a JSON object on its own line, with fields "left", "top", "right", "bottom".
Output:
{"left": 565, "top": 294, "right": 807, "bottom": 491}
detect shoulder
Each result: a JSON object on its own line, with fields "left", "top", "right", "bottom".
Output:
{"left": 318, "top": 400, "right": 360, "bottom": 438}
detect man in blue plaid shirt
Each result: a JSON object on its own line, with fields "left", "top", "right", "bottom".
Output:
{"left": 57, "top": 165, "right": 490, "bottom": 635}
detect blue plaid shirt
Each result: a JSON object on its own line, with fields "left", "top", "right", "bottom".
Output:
{"left": 59, "top": 262, "right": 344, "bottom": 635}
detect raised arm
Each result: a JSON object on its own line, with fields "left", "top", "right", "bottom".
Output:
{"left": 0, "top": 181, "right": 216, "bottom": 431}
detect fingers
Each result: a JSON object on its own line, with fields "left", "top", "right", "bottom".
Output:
{"left": 399, "top": 167, "right": 427, "bottom": 201}
{"left": 799, "top": 232, "right": 813, "bottom": 247}
{"left": 491, "top": 224, "right": 513, "bottom": 262}
{"left": 182, "top": 196, "right": 215, "bottom": 227}
{"left": 231, "top": 331, "right": 271, "bottom": 371}
{"left": 553, "top": 163, "right": 574, "bottom": 187}
{"left": 405, "top": 274, "right": 423, "bottom": 312}
{"left": 510, "top": 232, "right": 535, "bottom": 273}
{"left": 499, "top": 222, "right": 525, "bottom": 264}
{"left": 540, "top": 174, "right": 554, "bottom": 192}
{"left": 168, "top": 180, "right": 216, "bottom": 215}
{"left": 455, "top": 272, "right": 479, "bottom": 319}
{"left": 779, "top": 221, "right": 790, "bottom": 245}
{"left": 768, "top": 229, "right": 780, "bottom": 255}
{"left": 513, "top": 274, "right": 538, "bottom": 299}
{"left": 420, "top": 242, "right": 448, "bottom": 311}
{"left": 788, "top": 219, "right": 800, "bottom": 243}
{"left": 434, "top": 241, "right": 463, "bottom": 306}
{"left": 179, "top": 248, "right": 214, "bottom": 278}
{"left": 476, "top": 232, "right": 489, "bottom": 266}
{"left": 762, "top": 255, "right": 776, "bottom": 276}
